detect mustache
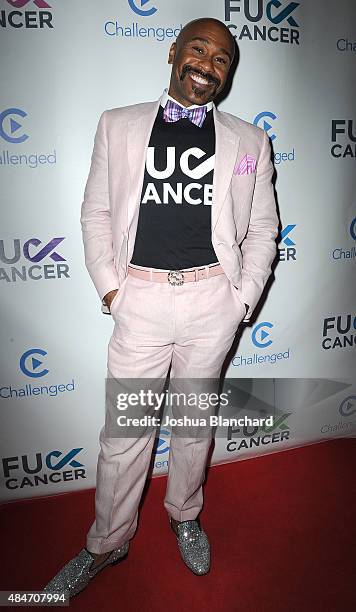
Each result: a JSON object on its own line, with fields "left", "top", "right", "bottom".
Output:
{"left": 179, "top": 65, "right": 221, "bottom": 88}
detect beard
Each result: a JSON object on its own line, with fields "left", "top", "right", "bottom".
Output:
{"left": 179, "top": 64, "right": 220, "bottom": 97}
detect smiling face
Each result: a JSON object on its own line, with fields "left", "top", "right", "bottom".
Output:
{"left": 167, "top": 19, "right": 234, "bottom": 107}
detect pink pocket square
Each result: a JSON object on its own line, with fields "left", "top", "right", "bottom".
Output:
{"left": 234, "top": 154, "right": 257, "bottom": 175}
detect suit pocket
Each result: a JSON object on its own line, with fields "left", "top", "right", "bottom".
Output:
{"left": 110, "top": 275, "right": 129, "bottom": 318}
{"left": 229, "top": 283, "right": 246, "bottom": 320}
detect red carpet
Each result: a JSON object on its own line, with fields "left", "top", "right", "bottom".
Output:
{"left": 1, "top": 439, "right": 355, "bottom": 612}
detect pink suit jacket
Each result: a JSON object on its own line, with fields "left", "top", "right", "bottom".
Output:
{"left": 80, "top": 93, "right": 279, "bottom": 323}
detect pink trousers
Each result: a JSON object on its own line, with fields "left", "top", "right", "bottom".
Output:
{"left": 86, "top": 266, "right": 246, "bottom": 554}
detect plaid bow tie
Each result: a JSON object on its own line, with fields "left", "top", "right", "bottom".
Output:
{"left": 163, "top": 100, "right": 207, "bottom": 128}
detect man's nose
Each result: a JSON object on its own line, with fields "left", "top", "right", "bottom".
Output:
{"left": 198, "top": 55, "right": 215, "bottom": 74}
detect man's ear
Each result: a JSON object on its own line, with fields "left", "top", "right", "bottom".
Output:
{"left": 168, "top": 42, "right": 176, "bottom": 65}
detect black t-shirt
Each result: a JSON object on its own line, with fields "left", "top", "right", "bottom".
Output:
{"left": 130, "top": 105, "right": 218, "bottom": 269}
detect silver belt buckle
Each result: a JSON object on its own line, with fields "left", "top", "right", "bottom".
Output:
{"left": 168, "top": 270, "right": 185, "bottom": 286}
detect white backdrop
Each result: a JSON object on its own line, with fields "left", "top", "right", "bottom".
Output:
{"left": 0, "top": 0, "right": 355, "bottom": 501}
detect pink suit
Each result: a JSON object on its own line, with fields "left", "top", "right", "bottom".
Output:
{"left": 80, "top": 95, "right": 279, "bottom": 553}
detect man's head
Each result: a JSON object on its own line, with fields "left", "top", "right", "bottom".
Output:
{"left": 167, "top": 18, "right": 235, "bottom": 107}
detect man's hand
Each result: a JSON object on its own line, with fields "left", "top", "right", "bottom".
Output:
{"left": 103, "top": 289, "right": 118, "bottom": 311}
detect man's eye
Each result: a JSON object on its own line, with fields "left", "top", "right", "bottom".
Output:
{"left": 216, "top": 57, "right": 227, "bottom": 64}
{"left": 192, "top": 46, "right": 204, "bottom": 53}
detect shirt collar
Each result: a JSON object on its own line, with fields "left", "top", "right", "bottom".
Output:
{"left": 160, "top": 88, "right": 214, "bottom": 112}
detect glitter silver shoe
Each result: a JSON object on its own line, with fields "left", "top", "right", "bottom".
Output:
{"left": 42, "top": 542, "right": 129, "bottom": 599}
{"left": 170, "top": 518, "right": 210, "bottom": 575}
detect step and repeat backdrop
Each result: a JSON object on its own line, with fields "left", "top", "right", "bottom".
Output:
{"left": 1, "top": 0, "right": 355, "bottom": 501}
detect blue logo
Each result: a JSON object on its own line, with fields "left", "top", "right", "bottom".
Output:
{"left": 2, "top": 448, "right": 85, "bottom": 490}
{"left": 266, "top": 0, "right": 299, "bottom": 27}
{"left": 155, "top": 429, "right": 170, "bottom": 454}
{"left": 128, "top": 0, "right": 157, "bottom": 17}
{"left": 225, "top": 0, "right": 300, "bottom": 27}
{"left": 279, "top": 224, "right": 297, "bottom": 262}
{"left": 350, "top": 217, "right": 356, "bottom": 241}
{"left": 19, "top": 348, "right": 48, "bottom": 378}
{"left": 331, "top": 217, "right": 356, "bottom": 262}
{"left": 232, "top": 319, "right": 290, "bottom": 367}
{"left": 0, "top": 108, "right": 28, "bottom": 143}
{"left": 339, "top": 396, "right": 356, "bottom": 417}
{"left": 252, "top": 322, "right": 273, "bottom": 348}
{"left": 104, "top": 0, "right": 181, "bottom": 43}
{"left": 2, "top": 349, "right": 74, "bottom": 400}
{"left": 281, "top": 224, "right": 296, "bottom": 247}
{"left": 0, "top": 237, "right": 68, "bottom": 282}
{"left": 46, "top": 448, "right": 84, "bottom": 470}
{"left": 0, "top": 108, "right": 56, "bottom": 168}
{"left": 253, "top": 111, "right": 296, "bottom": 164}
{"left": 224, "top": 0, "right": 300, "bottom": 45}
{"left": 253, "top": 111, "right": 277, "bottom": 141}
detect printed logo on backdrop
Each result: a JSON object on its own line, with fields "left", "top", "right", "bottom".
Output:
{"left": 104, "top": 0, "right": 182, "bottom": 43}
{"left": 253, "top": 111, "right": 277, "bottom": 141}
{"left": 155, "top": 429, "right": 170, "bottom": 454}
{"left": 226, "top": 412, "right": 291, "bottom": 453}
{"left": 0, "top": 108, "right": 56, "bottom": 168}
{"left": 322, "top": 315, "right": 356, "bottom": 350}
{"left": 224, "top": 0, "right": 300, "bottom": 45}
{"left": 339, "top": 395, "right": 356, "bottom": 417}
{"left": 128, "top": 0, "right": 157, "bottom": 16}
{"left": 20, "top": 348, "right": 49, "bottom": 377}
{"left": 0, "top": 237, "right": 69, "bottom": 283}
{"left": 0, "top": 0, "right": 53, "bottom": 29}
{"left": 253, "top": 111, "right": 295, "bottom": 164}
{"left": 320, "top": 395, "right": 356, "bottom": 437}
{"left": 0, "top": 348, "right": 75, "bottom": 400}
{"left": 331, "top": 217, "right": 356, "bottom": 262}
{"left": 351, "top": 217, "right": 356, "bottom": 241}
{"left": 0, "top": 108, "right": 28, "bottom": 144}
{"left": 2, "top": 448, "right": 85, "bottom": 490}
{"left": 336, "top": 38, "right": 356, "bottom": 53}
{"left": 232, "top": 321, "right": 291, "bottom": 367}
{"left": 153, "top": 428, "right": 170, "bottom": 472}
{"left": 278, "top": 224, "right": 297, "bottom": 261}
{"left": 331, "top": 120, "right": 356, "bottom": 158}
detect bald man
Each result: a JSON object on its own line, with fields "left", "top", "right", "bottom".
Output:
{"left": 43, "top": 17, "right": 278, "bottom": 597}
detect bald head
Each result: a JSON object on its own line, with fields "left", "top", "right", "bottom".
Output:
{"left": 176, "top": 18, "right": 235, "bottom": 60}
{"left": 167, "top": 18, "right": 235, "bottom": 107}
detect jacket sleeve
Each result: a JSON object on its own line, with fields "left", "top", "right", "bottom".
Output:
{"left": 80, "top": 111, "right": 120, "bottom": 308}
{"left": 239, "top": 129, "right": 279, "bottom": 322}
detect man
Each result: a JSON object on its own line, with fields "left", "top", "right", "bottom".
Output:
{"left": 43, "top": 17, "right": 278, "bottom": 597}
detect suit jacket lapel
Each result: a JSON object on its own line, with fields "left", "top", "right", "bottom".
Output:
{"left": 212, "top": 106, "right": 240, "bottom": 230}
